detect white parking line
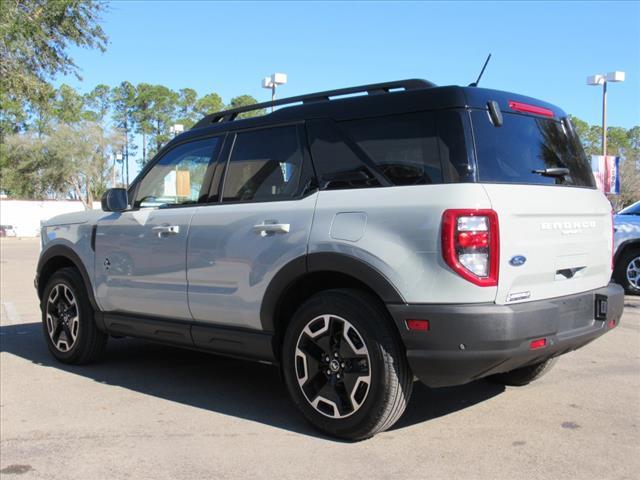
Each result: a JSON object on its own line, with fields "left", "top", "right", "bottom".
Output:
{"left": 2, "top": 301, "right": 21, "bottom": 325}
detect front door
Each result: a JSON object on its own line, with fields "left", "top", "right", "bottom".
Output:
{"left": 95, "top": 136, "right": 222, "bottom": 319}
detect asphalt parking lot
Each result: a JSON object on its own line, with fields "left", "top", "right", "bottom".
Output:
{"left": 1, "top": 237, "right": 639, "bottom": 480}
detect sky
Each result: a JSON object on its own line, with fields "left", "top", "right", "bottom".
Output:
{"left": 56, "top": 1, "right": 640, "bottom": 174}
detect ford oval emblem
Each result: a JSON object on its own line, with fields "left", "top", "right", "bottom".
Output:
{"left": 509, "top": 255, "right": 527, "bottom": 267}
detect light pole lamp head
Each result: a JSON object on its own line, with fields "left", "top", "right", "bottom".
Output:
{"left": 271, "top": 73, "right": 287, "bottom": 85}
{"left": 262, "top": 77, "right": 274, "bottom": 89}
{"left": 170, "top": 124, "right": 184, "bottom": 134}
{"left": 606, "top": 71, "right": 625, "bottom": 83}
{"left": 587, "top": 74, "right": 605, "bottom": 86}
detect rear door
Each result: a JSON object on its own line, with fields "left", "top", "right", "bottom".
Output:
{"left": 187, "top": 124, "right": 317, "bottom": 331}
{"left": 471, "top": 110, "right": 613, "bottom": 305}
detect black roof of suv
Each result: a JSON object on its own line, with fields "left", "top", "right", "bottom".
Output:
{"left": 186, "top": 78, "right": 567, "bottom": 137}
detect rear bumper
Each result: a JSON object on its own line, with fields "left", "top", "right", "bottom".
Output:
{"left": 388, "top": 283, "right": 625, "bottom": 388}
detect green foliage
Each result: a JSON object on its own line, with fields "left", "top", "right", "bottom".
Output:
{"left": 53, "top": 84, "right": 86, "bottom": 124}
{"left": 229, "top": 95, "right": 265, "bottom": 119}
{"left": 0, "top": 0, "right": 274, "bottom": 200}
{"left": 26, "top": 83, "right": 56, "bottom": 136}
{"left": 146, "top": 85, "right": 179, "bottom": 157}
{"left": 176, "top": 88, "right": 199, "bottom": 128}
{"left": 84, "top": 84, "right": 112, "bottom": 123}
{"left": 0, "top": 0, "right": 108, "bottom": 137}
{"left": 570, "top": 116, "right": 640, "bottom": 207}
{"left": 0, "top": 132, "right": 51, "bottom": 198}
{"left": 1, "top": 121, "right": 124, "bottom": 205}
{"left": 111, "top": 80, "right": 137, "bottom": 163}
{"left": 195, "top": 92, "right": 224, "bottom": 118}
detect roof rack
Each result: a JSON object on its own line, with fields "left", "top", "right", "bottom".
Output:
{"left": 191, "top": 78, "right": 435, "bottom": 129}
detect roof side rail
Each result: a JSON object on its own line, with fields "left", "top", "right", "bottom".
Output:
{"left": 191, "top": 78, "right": 435, "bottom": 129}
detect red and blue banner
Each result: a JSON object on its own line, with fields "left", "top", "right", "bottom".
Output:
{"left": 591, "top": 155, "right": 621, "bottom": 195}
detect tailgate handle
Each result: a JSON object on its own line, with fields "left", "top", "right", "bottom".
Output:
{"left": 555, "top": 266, "right": 586, "bottom": 280}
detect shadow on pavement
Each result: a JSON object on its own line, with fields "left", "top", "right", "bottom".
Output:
{"left": 1, "top": 322, "right": 505, "bottom": 440}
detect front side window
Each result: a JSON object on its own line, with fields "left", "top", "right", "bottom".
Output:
{"left": 222, "top": 126, "right": 303, "bottom": 202}
{"left": 135, "top": 137, "right": 221, "bottom": 208}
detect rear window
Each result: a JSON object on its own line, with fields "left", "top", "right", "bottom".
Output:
{"left": 472, "top": 111, "right": 595, "bottom": 188}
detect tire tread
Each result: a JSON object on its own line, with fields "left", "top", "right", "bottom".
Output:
{"left": 42, "top": 267, "right": 107, "bottom": 365}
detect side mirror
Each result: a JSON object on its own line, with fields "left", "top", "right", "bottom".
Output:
{"left": 101, "top": 188, "right": 129, "bottom": 212}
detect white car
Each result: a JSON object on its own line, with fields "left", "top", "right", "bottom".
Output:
{"left": 35, "top": 79, "right": 625, "bottom": 440}
{"left": 614, "top": 200, "right": 640, "bottom": 294}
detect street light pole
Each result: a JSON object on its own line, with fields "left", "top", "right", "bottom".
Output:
{"left": 262, "top": 73, "right": 288, "bottom": 112}
{"left": 124, "top": 116, "right": 129, "bottom": 188}
{"left": 587, "top": 71, "right": 625, "bottom": 157}
{"left": 271, "top": 83, "right": 276, "bottom": 111}
{"left": 601, "top": 80, "right": 607, "bottom": 157}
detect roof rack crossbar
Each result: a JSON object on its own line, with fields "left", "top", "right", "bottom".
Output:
{"left": 191, "top": 78, "right": 435, "bottom": 129}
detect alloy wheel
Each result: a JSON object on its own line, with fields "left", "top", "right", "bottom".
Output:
{"left": 627, "top": 255, "right": 640, "bottom": 290}
{"left": 295, "top": 314, "right": 371, "bottom": 419}
{"left": 46, "top": 284, "right": 80, "bottom": 352}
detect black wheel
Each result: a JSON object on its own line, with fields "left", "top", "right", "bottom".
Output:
{"left": 488, "top": 357, "right": 558, "bottom": 386}
{"left": 282, "top": 289, "right": 413, "bottom": 441}
{"left": 41, "top": 267, "right": 107, "bottom": 364}
{"left": 614, "top": 248, "right": 640, "bottom": 295}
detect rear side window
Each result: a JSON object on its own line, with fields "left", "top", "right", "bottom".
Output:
{"left": 471, "top": 111, "right": 595, "bottom": 188}
{"left": 307, "top": 111, "right": 472, "bottom": 189}
{"left": 341, "top": 112, "right": 442, "bottom": 185}
{"left": 222, "top": 125, "right": 303, "bottom": 202}
{"left": 306, "top": 119, "right": 382, "bottom": 189}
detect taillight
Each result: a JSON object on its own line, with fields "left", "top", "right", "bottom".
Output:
{"left": 611, "top": 209, "right": 615, "bottom": 270}
{"left": 442, "top": 209, "right": 499, "bottom": 287}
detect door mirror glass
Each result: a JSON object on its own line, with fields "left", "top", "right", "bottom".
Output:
{"left": 101, "top": 188, "right": 129, "bottom": 212}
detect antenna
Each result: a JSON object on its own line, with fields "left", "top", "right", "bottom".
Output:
{"left": 469, "top": 53, "right": 492, "bottom": 87}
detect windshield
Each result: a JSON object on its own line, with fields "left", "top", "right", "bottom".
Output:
{"left": 472, "top": 111, "right": 595, "bottom": 188}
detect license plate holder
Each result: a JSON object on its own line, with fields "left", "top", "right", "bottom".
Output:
{"left": 595, "top": 294, "right": 608, "bottom": 321}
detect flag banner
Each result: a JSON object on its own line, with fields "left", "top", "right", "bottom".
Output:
{"left": 591, "top": 155, "right": 620, "bottom": 195}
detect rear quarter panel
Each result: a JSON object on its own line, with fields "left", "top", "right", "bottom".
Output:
{"left": 309, "top": 184, "right": 496, "bottom": 304}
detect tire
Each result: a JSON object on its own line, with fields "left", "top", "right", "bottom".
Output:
{"left": 488, "top": 357, "right": 558, "bottom": 387}
{"left": 41, "top": 267, "right": 107, "bottom": 364}
{"left": 282, "top": 289, "right": 413, "bottom": 441}
{"left": 614, "top": 248, "right": 640, "bottom": 295}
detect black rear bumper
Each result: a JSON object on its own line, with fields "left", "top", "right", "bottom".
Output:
{"left": 388, "top": 283, "right": 625, "bottom": 388}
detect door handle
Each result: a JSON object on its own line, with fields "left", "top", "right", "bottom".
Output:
{"left": 152, "top": 225, "right": 180, "bottom": 237}
{"left": 253, "top": 222, "right": 290, "bottom": 236}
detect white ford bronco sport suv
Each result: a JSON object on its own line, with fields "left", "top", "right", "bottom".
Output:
{"left": 36, "top": 79, "right": 624, "bottom": 440}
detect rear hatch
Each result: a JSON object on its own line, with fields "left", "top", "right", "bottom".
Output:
{"left": 470, "top": 107, "right": 613, "bottom": 305}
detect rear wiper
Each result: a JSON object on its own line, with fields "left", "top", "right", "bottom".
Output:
{"left": 532, "top": 167, "right": 570, "bottom": 178}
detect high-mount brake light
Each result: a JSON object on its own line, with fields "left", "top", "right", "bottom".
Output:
{"left": 441, "top": 209, "right": 499, "bottom": 287}
{"left": 508, "top": 100, "right": 554, "bottom": 118}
